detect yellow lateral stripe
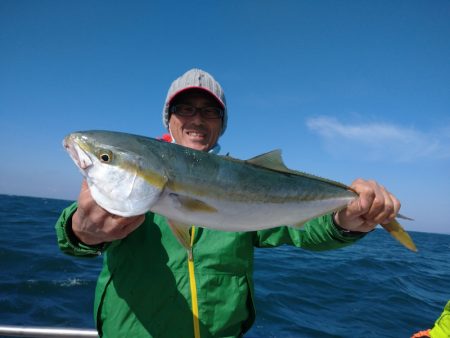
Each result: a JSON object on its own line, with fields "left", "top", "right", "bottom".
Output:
{"left": 188, "top": 226, "right": 201, "bottom": 338}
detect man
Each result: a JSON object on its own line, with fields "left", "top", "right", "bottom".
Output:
{"left": 56, "top": 68, "right": 401, "bottom": 337}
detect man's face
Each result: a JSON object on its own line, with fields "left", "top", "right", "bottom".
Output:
{"left": 168, "top": 90, "right": 223, "bottom": 152}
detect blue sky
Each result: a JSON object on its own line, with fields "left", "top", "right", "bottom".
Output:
{"left": 1, "top": 0, "right": 449, "bottom": 234}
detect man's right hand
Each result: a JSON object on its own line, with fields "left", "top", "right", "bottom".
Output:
{"left": 72, "top": 180, "right": 145, "bottom": 245}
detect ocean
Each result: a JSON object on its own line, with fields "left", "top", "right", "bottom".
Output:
{"left": 0, "top": 194, "right": 449, "bottom": 338}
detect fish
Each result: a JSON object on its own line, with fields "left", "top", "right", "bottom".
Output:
{"left": 63, "top": 130, "right": 417, "bottom": 254}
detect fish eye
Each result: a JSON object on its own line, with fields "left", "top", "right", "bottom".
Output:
{"left": 99, "top": 151, "right": 113, "bottom": 163}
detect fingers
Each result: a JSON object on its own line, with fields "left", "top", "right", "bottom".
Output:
{"left": 335, "top": 178, "right": 401, "bottom": 232}
{"left": 80, "top": 179, "right": 89, "bottom": 192}
{"left": 347, "top": 178, "right": 376, "bottom": 217}
{"left": 77, "top": 179, "right": 97, "bottom": 213}
{"left": 351, "top": 178, "right": 401, "bottom": 224}
{"left": 74, "top": 208, "right": 145, "bottom": 245}
{"left": 72, "top": 180, "right": 145, "bottom": 245}
{"left": 381, "top": 191, "right": 401, "bottom": 225}
{"left": 364, "top": 182, "right": 390, "bottom": 223}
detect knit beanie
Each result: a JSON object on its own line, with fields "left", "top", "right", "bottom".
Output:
{"left": 162, "top": 68, "right": 228, "bottom": 135}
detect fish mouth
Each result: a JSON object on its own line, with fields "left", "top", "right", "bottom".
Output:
{"left": 63, "top": 135, "right": 93, "bottom": 170}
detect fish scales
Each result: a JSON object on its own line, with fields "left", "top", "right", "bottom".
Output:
{"left": 158, "top": 146, "right": 353, "bottom": 204}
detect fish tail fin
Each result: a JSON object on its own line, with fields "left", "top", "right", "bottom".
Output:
{"left": 382, "top": 219, "right": 418, "bottom": 252}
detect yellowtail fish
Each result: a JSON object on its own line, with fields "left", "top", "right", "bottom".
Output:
{"left": 63, "top": 130, "right": 417, "bottom": 254}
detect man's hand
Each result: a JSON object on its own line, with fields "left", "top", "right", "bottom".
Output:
{"left": 334, "top": 178, "right": 401, "bottom": 233}
{"left": 72, "top": 180, "right": 145, "bottom": 245}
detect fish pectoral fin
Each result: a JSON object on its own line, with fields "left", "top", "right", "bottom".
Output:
{"left": 382, "top": 219, "right": 418, "bottom": 252}
{"left": 169, "top": 193, "right": 218, "bottom": 213}
{"left": 167, "top": 219, "right": 193, "bottom": 258}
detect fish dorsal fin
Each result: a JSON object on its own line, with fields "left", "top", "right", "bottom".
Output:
{"left": 246, "top": 150, "right": 353, "bottom": 190}
{"left": 246, "top": 150, "right": 292, "bottom": 173}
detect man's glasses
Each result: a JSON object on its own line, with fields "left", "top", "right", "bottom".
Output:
{"left": 170, "top": 104, "right": 224, "bottom": 119}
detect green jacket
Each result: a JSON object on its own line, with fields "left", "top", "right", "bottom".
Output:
{"left": 55, "top": 202, "right": 364, "bottom": 338}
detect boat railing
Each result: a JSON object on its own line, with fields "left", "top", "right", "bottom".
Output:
{"left": 0, "top": 325, "right": 98, "bottom": 338}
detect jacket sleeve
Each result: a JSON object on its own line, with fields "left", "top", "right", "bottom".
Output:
{"left": 55, "top": 202, "right": 105, "bottom": 257}
{"left": 429, "top": 300, "right": 450, "bottom": 338}
{"left": 254, "top": 214, "right": 366, "bottom": 251}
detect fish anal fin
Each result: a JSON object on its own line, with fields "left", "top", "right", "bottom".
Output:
{"left": 382, "top": 219, "right": 418, "bottom": 252}
{"left": 167, "top": 219, "right": 192, "bottom": 257}
{"left": 290, "top": 221, "right": 306, "bottom": 229}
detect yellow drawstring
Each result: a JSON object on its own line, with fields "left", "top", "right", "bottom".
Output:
{"left": 188, "top": 226, "right": 200, "bottom": 338}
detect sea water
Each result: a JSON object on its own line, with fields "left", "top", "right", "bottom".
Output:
{"left": 0, "top": 194, "right": 449, "bottom": 337}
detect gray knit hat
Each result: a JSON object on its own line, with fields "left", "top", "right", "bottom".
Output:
{"left": 163, "top": 68, "right": 228, "bottom": 135}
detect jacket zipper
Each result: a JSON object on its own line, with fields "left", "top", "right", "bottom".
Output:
{"left": 188, "top": 226, "right": 201, "bottom": 338}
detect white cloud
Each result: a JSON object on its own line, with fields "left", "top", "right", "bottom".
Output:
{"left": 306, "top": 116, "right": 450, "bottom": 162}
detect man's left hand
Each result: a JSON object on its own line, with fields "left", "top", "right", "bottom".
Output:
{"left": 334, "top": 178, "right": 401, "bottom": 232}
